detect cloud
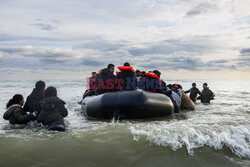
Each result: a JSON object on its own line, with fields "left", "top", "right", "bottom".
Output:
{"left": 82, "top": 60, "right": 103, "bottom": 66}
{"left": 76, "top": 37, "right": 126, "bottom": 52}
{"left": 128, "top": 38, "right": 215, "bottom": 57}
{"left": 235, "top": 48, "right": 250, "bottom": 68}
{"left": 240, "top": 48, "right": 250, "bottom": 54}
{"left": 0, "top": 0, "right": 250, "bottom": 78}
{"left": 186, "top": 2, "right": 218, "bottom": 17}
{"left": 0, "top": 33, "right": 241, "bottom": 73}
{"left": 0, "top": 52, "right": 3, "bottom": 58}
{"left": 138, "top": 55, "right": 236, "bottom": 72}
{"left": 40, "top": 57, "right": 68, "bottom": 64}
{"left": 0, "top": 33, "right": 65, "bottom": 43}
{"left": 235, "top": 57, "right": 250, "bottom": 67}
{"left": 29, "top": 23, "right": 56, "bottom": 31}
{"left": 0, "top": 46, "right": 84, "bottom": 71}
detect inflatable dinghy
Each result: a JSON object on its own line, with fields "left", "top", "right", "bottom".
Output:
{"left": 81, "top": 90, "right": 174, "bottom": 119}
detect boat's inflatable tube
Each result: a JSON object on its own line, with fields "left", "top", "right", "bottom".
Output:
{"left": 181, "top": 91, "right": 195, "bottom": 110}
{"left": 81, "top": 90, "right": 174, "bottom": 119}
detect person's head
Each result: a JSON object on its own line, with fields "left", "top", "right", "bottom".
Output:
{"left": 6, "top": 94, "right": 24, "bottom": 108}
{"left": 166, "top": 84, "right": 172, "bottom": 89}
{"left": 153, "top": 70, "right": 161, "bottom": 78}
{"left": 203, "top": 83, "right": 208, "bottom": 89}
{"left": 141, "top": 71, "right": 146, "bottom": 77}
{"left": 44, "top": 86, "right": 57, "bottom": 98}
{"left": 136, "top": 69, "right": 141, "bottom": 77}
{"left": 192, "top": 83, "right": 196, "bottom": 87}
{"left": 92, "top": 72, "right": 97, "bottom": 78}
{"left": 177, "top": 84, "right": 182, "bottom": 90}
{"left": 35, "top": 80, "right": 46, "bottom": 90}
{"left": 107, "top": 64, "right": 115, "bottom": 73}
{"left": 123, "top": 62, "right": 130, "bottom": 66}
{"left": 172, "top": 84, "right": 179, "bottom": 91}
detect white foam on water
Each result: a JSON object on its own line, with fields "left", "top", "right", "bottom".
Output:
{"left": 130, "top": 122, "right": 250, "bottom": 158}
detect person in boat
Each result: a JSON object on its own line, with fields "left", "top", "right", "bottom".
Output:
{"left": 197, "top": 83, "right": 215, "bottom": 104}
{"left": 136, "top": 70, "right": 141, "bottom": 78}
{"left": 141, "top": 71, "right": 146, "bottom": 78}
{"left": 184, "top": 83, "right": 201, "bottom": 102}
{"left": 138, "top": 71, "right": 162, "bottom": 93}
{"left": 23, "top": 80, "right": 46, "bottom": 118}
{"left": 153, "top": 70, "right": 174, "bottom": 98}
{"left": 116, "top": 62, "right": 136, "bottom": 90}
{"left": 171, "top": 84, "right": 182, "bottom": 113}
{"left": 96, "top": 64, "right": 116, "bottom": 94}
{"left": 3, "top": 94, "right": 37, "bottom": 125}
{"left": 81, "top": 72, "right": 98, "bottom": 100}
{"left": 153, "top": 70, "right": 167, "bottom": 91}
{"left": 90, "top": 72, "right": 97, "bottom": 84}
{"left": 37, "top": 87, "right": 68, "bottom": 131}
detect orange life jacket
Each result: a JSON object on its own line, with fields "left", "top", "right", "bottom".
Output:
{"left": 145, "top": 73, "right": 162, "bottom": 92}
{"left": 117, "top": 66, "right": 135, "bottom": 72}
{"left": 145, "top": 72, "right": 159, "bottom": 79}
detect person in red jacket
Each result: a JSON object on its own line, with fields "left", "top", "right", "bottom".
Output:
{"left": 116, "top": 62, "right": 136, "bottom": 90}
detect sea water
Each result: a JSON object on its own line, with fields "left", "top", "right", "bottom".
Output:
{"left": 0, "top": 79, "right": 249, "bottom": 167}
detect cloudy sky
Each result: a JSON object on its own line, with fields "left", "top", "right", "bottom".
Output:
{"left": 0, "top": 0, "right": 250, "bottom": 79}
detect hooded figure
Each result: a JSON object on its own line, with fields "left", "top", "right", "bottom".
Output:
{"left": 23, "top": 80, "right": 45, "bottom": 116}
{"left": 37, "top": 87, "right": 68, "bottom": 131}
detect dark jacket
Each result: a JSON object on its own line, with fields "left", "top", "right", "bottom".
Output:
{"left": 37, "top": 97, "right": 68, "bottom": 126}
{"left": 116, "top": 70, "right": 136, "bottom": 90}
{"left": 161, "top": 80, "right": 167, "bottom": 91}
{"left": 97, "top": 68, "right": 115, "bottom": 94}
{"left": 3, "top": 105, "right": 35, "bottom": 124}
{"left": 139, "top": 73, "right": 162, "bottom": 93}
{"left": 185, "top": 87, "right": 201, "bottom": 102}
{"left": 23, "top": 88, "right": 45, "bottom": 114}
{"left": 197, "top": 87, "right": 214, "bottom": 103}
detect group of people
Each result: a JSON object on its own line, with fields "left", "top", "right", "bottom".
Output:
{"left": 3, "top": 81, "right": 68, "bottom": 131}
{"left": 82, "top": 62, "right": 215, "bottom": 112}
{"left": 3, "top": 62, "right": 215, "bottom": 129}
{"left": 185, "top": 82, "right": 215, "bottom": 103}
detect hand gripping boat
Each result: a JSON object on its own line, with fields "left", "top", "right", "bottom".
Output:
{"left": 81, "top": 90, "right": 174, "bottom": 119}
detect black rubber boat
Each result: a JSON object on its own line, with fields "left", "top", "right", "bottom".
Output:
{"left": 81, "top": 90, "right": 174, "bottom": 119}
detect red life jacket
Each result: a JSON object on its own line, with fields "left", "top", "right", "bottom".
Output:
{"left": 145, "top": 73, "right": 162, "bottom": 92}
{"left": 117, "top": 66, "right": 135, "bottom": 72}
{"left": 145, "top": 73, "right": 159, "bottom": 79}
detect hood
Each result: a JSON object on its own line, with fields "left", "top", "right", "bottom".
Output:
{"left": 31, "top": 88, "right": 44, "bottom": 96}
{"left": 3, "top": 104, "right": 21, "bottom": 120}
{"left": 41, "top": 96, "right": 65, "bottom": 105}
{"left": 40, "top": 96, "right": 65, "bottom": 112}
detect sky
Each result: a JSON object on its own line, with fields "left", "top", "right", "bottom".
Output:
{"left": 0, "top": 0, "right": 250, "bottom": 80}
